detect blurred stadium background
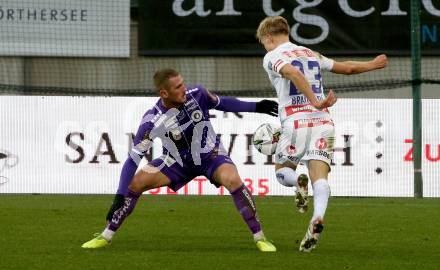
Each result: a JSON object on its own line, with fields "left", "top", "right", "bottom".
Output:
{"left": 0, "top": 1, "right": 438, "bottom": 97}
{"left": 0, "top": 1, "right": 439, "bottom": 269}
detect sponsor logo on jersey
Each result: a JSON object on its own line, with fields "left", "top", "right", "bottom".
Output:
{"left": 307, "top": 149, "right": 331, "bottom": 160}
{"left": 290, "top": 94, "right": 324, "bottom": 106}
{"left": 185, "top": 99, "right": 195, "bottom": 106}
{"left": 287, "top": 155, "right": 301, "bottom": 163}
{"left": 315, "top": 138, "right": 328, "bottom": 150}
{"left": 186, "top": 87, "right": 199, "bottom": 94}
{"left": 184, "top": 98, "right": 199, "bottom": 111}
{"left": 285, "top": 103, "right": 329, "bottom": 116}
{"left": 267, "top": 61, "right": 273, "bottom": 71}
{"left": 291, "top": 95, "right": 309, "bottom": 106}
{"left": 294, "top": 118, "right": 334, "bottom": 129}
{"left": 286, "top": 145, "right": 296, "bottom": 154}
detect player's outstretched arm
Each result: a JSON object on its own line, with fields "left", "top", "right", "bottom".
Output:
{"left": 331, "top": 54, "right": 388, "bottom": 75}
{"left": 255, "top": 99, "right": 278, "bottom": 116}
{"left": 215, "top": 96, "right": 278, "bottom": 116}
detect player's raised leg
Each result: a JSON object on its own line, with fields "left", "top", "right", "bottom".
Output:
{"left": 275, "top": 161, "right": 309, "bottom": 213}
{"left": 299, "top": 160, "right": 330, "bottom": 252}
{"left": 82, "top": 165, "right": 171, "bottom": 249}
{"left": 212, "top": 163, "right": 276, "bottom": 252}
{"left": 274, "top": 125, "right": 310, "bottom": 213}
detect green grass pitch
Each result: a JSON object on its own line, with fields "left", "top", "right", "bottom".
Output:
{"left": 0, "top": 195, "right": 439, "bottom": 270}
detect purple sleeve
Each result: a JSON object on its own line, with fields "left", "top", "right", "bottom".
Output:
{"left": 215, "top": 96, "right": 257, "bottom": 112}
{"left": 197, "top": 85, "right": 220, "bottom": 109}
{"left": 197, "top": 86, "right": 256, "bottom": 112}
{"left": 116, "top": 113, "right": 155, "bottom": 196}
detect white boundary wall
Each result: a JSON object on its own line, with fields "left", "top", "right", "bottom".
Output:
{"left": 0, "top": 96, "right": 439, "bottom": 197}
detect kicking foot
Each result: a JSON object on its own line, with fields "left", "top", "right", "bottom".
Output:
{"left": 299, "top": 219, "right": 324, "bottom": 252}
{"left": 295, "top": 174, "right": 309, "bottom": 213}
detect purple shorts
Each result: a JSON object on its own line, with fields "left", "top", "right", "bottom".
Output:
{"left": 149, "top": 153, "right": 234, "bottom": 191}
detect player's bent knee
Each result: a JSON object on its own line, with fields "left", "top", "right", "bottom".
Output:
{"left": 216, "top": 171, "right": 242, "bottom": 191}
{"left": 275, "top": 167, "right": 298, "bottom": 187}
{"left": 212, "top": 163, "right": 242, "bottom": 191}
{"left": 129, "top": 171, "right": 154, "bottom": 193}
{"left": 230, "top": 177, "right": 243, "bottom": 191}
{"left": 128, "top": 175, "right": 145, "bottom": 193}
{"left": 129, "top": 166, "right": 171, "bottom": 192}
{"left": 221, "top": 176, "right": 242, "bottom": 192}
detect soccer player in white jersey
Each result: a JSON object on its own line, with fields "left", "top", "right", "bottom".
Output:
{"left": 256, "top": 16, "right": 388, "bottom": 252}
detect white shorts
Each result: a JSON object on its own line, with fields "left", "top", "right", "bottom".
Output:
{"left": 275, "top": 115, "right": 335, "bottom": 167}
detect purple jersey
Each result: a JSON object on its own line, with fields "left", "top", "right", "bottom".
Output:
{"left": 131, "top": 85, "right": 224, "bottom": 162}
{"left": 116, "top": 85, "right": 259, "bottom": 195}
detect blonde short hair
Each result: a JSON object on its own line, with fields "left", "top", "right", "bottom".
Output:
{"left": 153, "top": 68, "right": 180, "bottom": 91}
{"left": 256, "top": 16, "right": 290, "bottom": 42}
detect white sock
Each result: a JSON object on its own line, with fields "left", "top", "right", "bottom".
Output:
{"left": 275, "top": 167, "right": 299, "bottom": 187}
{"left": 253, "top": 230, "right": 266, "bottom": 242}
{"left": 312, "top": 179, "right": 330, "bottom": 222}
{"left": 101, "top": 227, "right": 115, "bottom": 241}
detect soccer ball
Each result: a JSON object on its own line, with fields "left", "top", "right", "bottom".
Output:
{"left": 252, "top": 123, "right": 281, "bottom": 155}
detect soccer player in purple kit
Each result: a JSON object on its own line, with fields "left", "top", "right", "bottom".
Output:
{"left": 82, "top": 68, "right": 279, "bottom": 252}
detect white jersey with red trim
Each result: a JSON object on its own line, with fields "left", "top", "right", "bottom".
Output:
{"left": 263, "top": 42, "right": 336, "bottom": 166}
{"left": 263, "top": 41, "right": 334, "bottom": 122}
